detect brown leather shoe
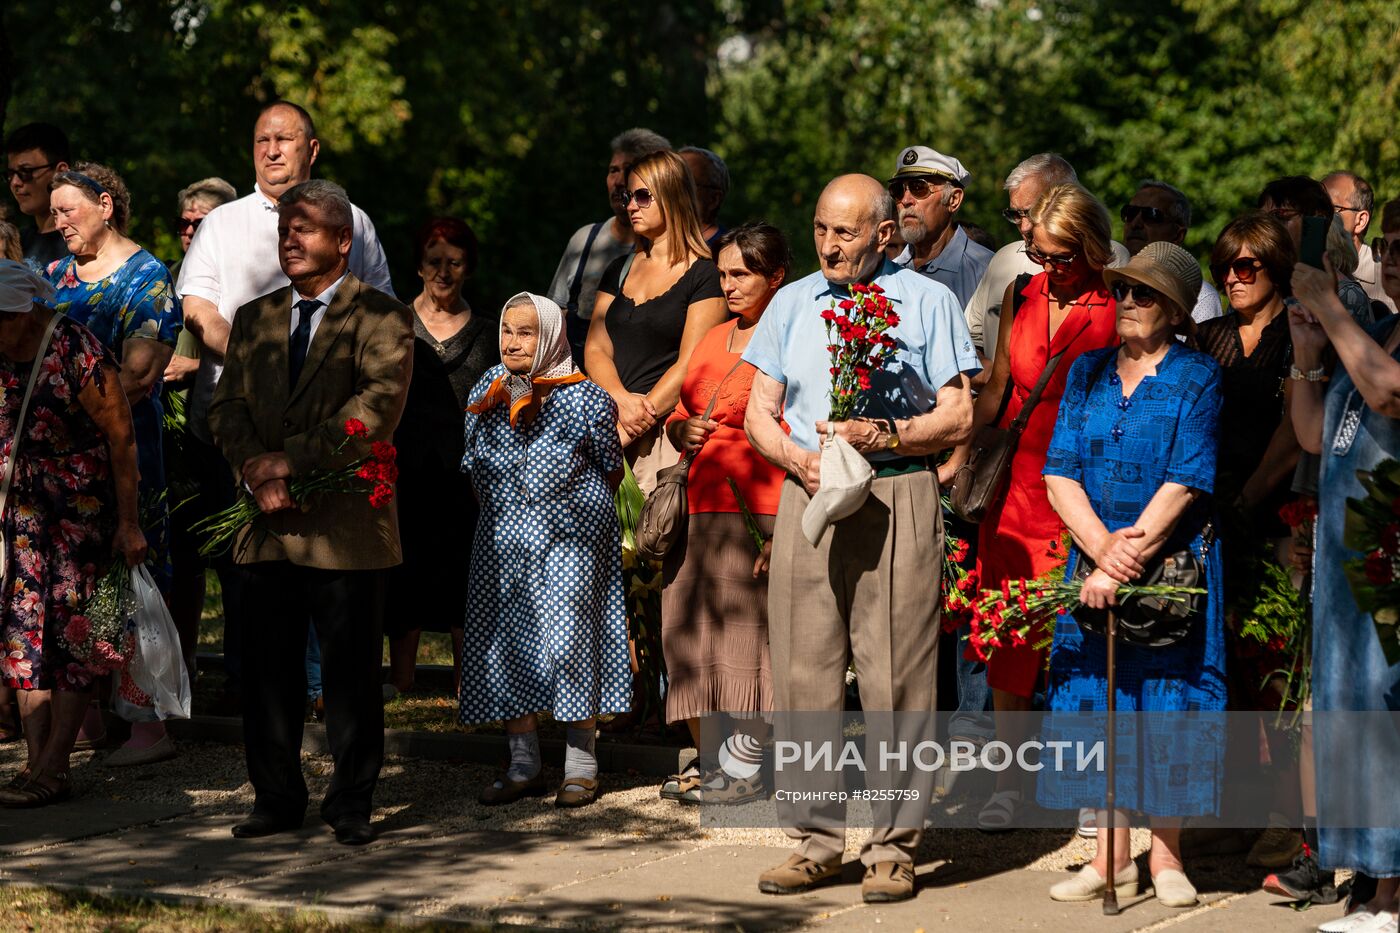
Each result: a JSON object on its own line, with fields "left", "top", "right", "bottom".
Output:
{"left": 555, "top": 776, "right": 599, "bottom": 808}
{"left": 478, "top": 771, "right": 547, "bottom": 806}
{"left": 862, "top": 861, "right": 915, "bottom": 903}
{"left": 758, "top": 852, "right": 843, "bottom": 895}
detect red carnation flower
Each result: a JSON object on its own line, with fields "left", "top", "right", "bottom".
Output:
{"left": 344, "top": 418, "right": 368, "bottom": 438}
{"left": 1365, "top": 552, "right": 1391, "bottom": 585}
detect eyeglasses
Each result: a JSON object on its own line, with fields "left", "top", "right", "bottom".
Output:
{"left": 175, "top": 217, "right": 203, "bottom": 235}
{"left": 1212, "top": 257, "right": 1264, "bottom": 285}
{"left": 888, "top": 176, "right": 949, "bottom": 201}
{"left": 3, "top": 162, "right": 57, "bottom": 184}
{"left": 1026, "top": 244, "right": 1077, "bottom": 270}
{"left": 1334, "top": 204, "right": 1363, "bottom": 215}
{"left": 1002, "top": 207, "right": 1031, "bottom": 226}
{"left": 1120, "top": 204, "right": 1168, "bottom": 225}
{"left": 1110, "top": 281, "right": 1159, "bottom": 306}
{"left": 1266, "top": 207, "right": 1301, "bottom": 221}
{"left": 622, "top": 187, "right": 654, "bottom": 209}
{"left": 1372, "top": 237, "right": 1400, "bottom": 265}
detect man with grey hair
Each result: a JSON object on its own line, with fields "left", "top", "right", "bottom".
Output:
{"left": 744, "top": 173, "right": 979, "bottom": 904}
{"left": 173, "top": 101, "right": 393, "bottom": 717}
{"left": 210, "top": 177, "right": 412, "bottom": 847}
{"left": 679, "top": 145, "right": 729, "bottom": 248}
{"left": 962, "top": 153, "right": 1129, "bottom": 372}
{"left": 1324, "top": 169, "right": 1395, "bottom": 314}
{"left": 887, "top": 145, "right": 992, "bottom": 307}
{"left": 1121, "top": 179, "right": 1222, "bottom": 323}
{"left": 547, "top": 127, "right": 672, "bottom": 362}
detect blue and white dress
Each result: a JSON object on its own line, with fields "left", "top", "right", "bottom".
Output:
{"left": 458, "top": 366, "right": 630, "bottom": 725}
{"left": 1036, "top": 344, "right": 1229, "bottom": 817}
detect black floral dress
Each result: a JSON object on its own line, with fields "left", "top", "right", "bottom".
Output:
{"left": 0, "top": 317, "right": 116, "bottom": 691}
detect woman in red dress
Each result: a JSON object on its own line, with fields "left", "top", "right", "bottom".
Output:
{"left": 961, "top": 184, "right": 1120, "bottom": 829}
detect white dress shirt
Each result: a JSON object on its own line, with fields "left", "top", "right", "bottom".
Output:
{"left": 176, "top": 183, "right": 394, "bottom": 440}
{"left": 291, "top": 273, "right": 347, "bottom": 345}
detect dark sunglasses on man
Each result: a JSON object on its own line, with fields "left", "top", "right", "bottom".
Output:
{"left": 175, "top": 217, "right": 204, "bottom": 235}
{"left": 621, "top": 187, "right": 654, "bottom": 209}
{"left": 1120, "top": 204, "right": 1168, "bottom": 225}
{"left": 888, "top": 176, "right": 951, "bottom": 201}
{"left": 3, "top": 162, "right": 58, "bottom": 185}
{"left": 1211, "top": 257, "right": 1264, "bottom": 285}
{"left": 1002, "top": 207, "right": 1031, "bottom": 226}
{"left": 1026, "top": 244, "right": 1077, "bottom": 270}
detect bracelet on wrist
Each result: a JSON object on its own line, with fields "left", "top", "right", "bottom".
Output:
{"left": 1288, "top": 364, "right": 1329, "bottom": 383}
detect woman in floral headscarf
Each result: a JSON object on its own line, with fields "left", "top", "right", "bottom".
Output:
{"left": 458, "top": 292, "right": 628, "bottom": 809}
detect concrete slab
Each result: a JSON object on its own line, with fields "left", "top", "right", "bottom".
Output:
{"left": 217, "top": 828, "right": 702, "bottom": 917}
{"left": 0, "top": 798, "right": 189, "bottom": 853}
{"left": 1162, "top": 890, "right": 1340, "bottom": 932}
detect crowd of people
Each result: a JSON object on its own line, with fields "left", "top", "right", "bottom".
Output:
{"left": 0, "top": 102, "right": 1397, "bottom": 926}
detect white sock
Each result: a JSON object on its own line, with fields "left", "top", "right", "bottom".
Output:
{"left": 504, "top": 730, "right": 541, "bottom": 783}
{"left": 563, "top": 725, "right": 597, "bottom": 791}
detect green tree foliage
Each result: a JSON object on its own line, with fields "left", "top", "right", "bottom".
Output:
{"left": 1, "top": 0, "right": 1396, "bottom": 298}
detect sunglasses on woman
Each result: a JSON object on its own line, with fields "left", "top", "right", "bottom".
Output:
{"left": 1211, "top": 257, "right": 1264, "bottom": 285}
{"left": 621, "top": 187, "right": 654, "bottom": 209}
{"left": 175, "top": 217, "right": 203, "bottom": 234}
{"left": 1372, "top": 236, "right": 1400, "bottom": 265}
{"left": 1026, "top": 244, "right": 1077, "bottom": 270}
{"left": 1110, "top": 281, "right": 1159, "bottom": 306}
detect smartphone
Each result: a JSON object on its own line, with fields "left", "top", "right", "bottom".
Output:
{"left": 1300, "top": 215, "right": 1329, "bottom": 269}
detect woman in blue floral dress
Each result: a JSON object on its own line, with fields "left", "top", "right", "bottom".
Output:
{"left": 0, "top": 263, "right": 146, "bottom": 807}
{"left": 460, "top": 293, "right": 628, "bottom": 810}
{"left": 45, "top": 163, "right": 181, "bottom": 761}
{"left": 1035, "top": 244, "right": 1226, "bottom": 909}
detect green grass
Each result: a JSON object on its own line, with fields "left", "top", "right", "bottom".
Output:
{"left": 0, "top": 885, "right": 480, "bottom": 931}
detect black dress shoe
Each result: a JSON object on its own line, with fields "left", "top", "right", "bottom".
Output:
{"left": 331, "top": 816, "right": 374, "bottom": 846}
{"left": 231, "top": 812, "right": 302, "bottom": 839}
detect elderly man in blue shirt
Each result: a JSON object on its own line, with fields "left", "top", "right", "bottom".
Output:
{"left": 743, "top": 173, "right": 980, "bottom": 904}
{"left": 888, "top": 145, "right": 993, "bottom": 308}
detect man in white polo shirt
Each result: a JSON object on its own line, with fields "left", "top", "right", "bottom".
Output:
{"left": 172, "top": 101, "right": 393, "bottom": 705}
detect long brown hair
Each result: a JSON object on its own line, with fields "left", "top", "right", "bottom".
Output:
{"left": 627, "top": 150, "right": 710, "bottom": 263}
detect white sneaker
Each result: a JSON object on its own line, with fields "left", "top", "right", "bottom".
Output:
{"left": 1077, "top": 808, "right": 1096, "bottom": 838}
{"left": 1319, "top": 911, "right": 1394, "bottom": 933}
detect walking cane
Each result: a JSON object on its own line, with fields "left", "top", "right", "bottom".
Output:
{"left": 1103, "top": 606, "right": 1120, "bottom": 916}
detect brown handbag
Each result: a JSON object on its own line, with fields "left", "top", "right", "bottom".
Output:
{"left": 635, "top": 358, "right": 744, "bottom": 563}
{"left": 949, "top": 275, "right": 1071, "bottom": 523}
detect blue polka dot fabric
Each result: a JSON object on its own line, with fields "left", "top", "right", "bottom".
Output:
{"left": 458, "top": 366, "right": 631, "bottom": 725}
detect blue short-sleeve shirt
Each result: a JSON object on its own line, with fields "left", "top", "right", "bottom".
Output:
{"left": 742, "top": 259, "right": 980, "bottom": 455}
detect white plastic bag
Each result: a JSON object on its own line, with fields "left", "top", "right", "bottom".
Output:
{"left": 127, "top": 564, "right": 192, "bottom": 720}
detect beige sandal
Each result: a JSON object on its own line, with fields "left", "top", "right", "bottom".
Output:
{"left": 555, "top": 776, "right": 599, "bottom": 808}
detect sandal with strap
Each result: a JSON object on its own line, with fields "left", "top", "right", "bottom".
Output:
{"left": 556, "top": 776, "right": 600, "bottom": 808}
{"left": 659, "top": 763, "right": 703, "bottom": 801}
{"left": 680, "top": 770, "right": 767, "bottom": 806}
{"left": 0, "top": 771, "right": 72, "bottom": 809}
{"left": 977, "top": 789, "right": 1022, "bottom": 833}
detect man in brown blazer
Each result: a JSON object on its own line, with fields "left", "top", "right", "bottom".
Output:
{"left": 209, "top": 179, "right": 412, "bottom": 846}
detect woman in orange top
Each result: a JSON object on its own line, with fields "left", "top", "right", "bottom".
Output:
{"left": 957, "top": 185, "right": 1120, "bottom": 829}
{"left": 658, "top": 223, "right": 790, "bottom": 805}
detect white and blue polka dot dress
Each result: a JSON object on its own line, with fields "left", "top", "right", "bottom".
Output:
{"left": 458, "top": 367, "right": 631, "bottom": 725}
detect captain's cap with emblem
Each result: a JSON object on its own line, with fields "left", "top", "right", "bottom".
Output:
{"left": 888, "top": 145, "right": 971, "bottom": 187}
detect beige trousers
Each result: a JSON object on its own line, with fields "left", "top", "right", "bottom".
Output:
{"left": 626, "top": 423, "right": 682, "bottom": 496}
{"left": 768, "top": 472, "right": 942, "bottom": 867}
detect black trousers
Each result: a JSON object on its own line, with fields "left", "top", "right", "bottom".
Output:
{"left": 242, "top": 561, "right": 386, "bottom": 824}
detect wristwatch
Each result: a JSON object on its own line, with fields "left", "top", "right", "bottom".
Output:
{"left": 1288, "top": 364, "right": 1329, "bottom": 383}
{"left": 884, "top": 418, "right": 902, "bottom": 451}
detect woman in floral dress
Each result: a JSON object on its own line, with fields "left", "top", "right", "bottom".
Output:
{"left": 45, "top": 162, "right": 181, "bottom": 763}
{"left": 0, "top": 261, "right": 145, "bottom": 807}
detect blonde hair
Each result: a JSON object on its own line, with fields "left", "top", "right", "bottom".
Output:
{"left": 1030, "top": 183, "right": 1113, "bottom": 270}
{"left": 627, "top": 150, "right": 710, "bottom": 263}
{"left": 0, "top": 221, "right": 19, "bottom": 263}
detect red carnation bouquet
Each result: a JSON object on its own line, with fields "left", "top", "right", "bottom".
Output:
{"left": 940, "top": 519, "right": 978, "bottom": 634}
{"left": 820, "top": 283, "right": 899, "bottom": 420}
{"left": 1343, "top": 458, "right": 1400, "bottom": 664}
{"left": 967, "top": 538, "right": 1205, "bottom": 662}
{"left": 194, "top": 418, "right": 398, "bottom": 557}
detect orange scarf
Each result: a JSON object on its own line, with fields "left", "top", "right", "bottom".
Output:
{"left": 466, "top": 370, "right": 586, "bottom": 426}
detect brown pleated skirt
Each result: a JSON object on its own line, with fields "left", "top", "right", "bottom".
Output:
{"left": 661, "top": 511, "right": 776, "bottom": 723}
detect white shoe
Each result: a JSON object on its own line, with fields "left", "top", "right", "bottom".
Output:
{"left": 977, "top": 789, "right": 1021, "bottom": 832}
{"left": 1077, "top": 808, "right": 1096, "bottom": 838}
{"left": 1319, "top": 911, "right": 1396, "bottom": 933}
{"left": 1152, "top": 868, "right": 1198, "bottom": 907}
{"left": 104, "top": 734, "right": 176, "bottom": 768}
{"left": 1049, "top": 862, "right": 1139, "bottom": 902}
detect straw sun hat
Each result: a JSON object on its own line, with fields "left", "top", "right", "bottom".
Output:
{"left": 1102, "top": 240, "right": 1203, "bottom": 336}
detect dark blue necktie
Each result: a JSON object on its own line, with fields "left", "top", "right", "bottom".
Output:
{"left": 289, "top": 298, "right": 319, "bottom": 385}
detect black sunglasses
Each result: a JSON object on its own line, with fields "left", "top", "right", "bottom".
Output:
{"left": 1373, "top": 237, "right": 1400, "bottom": 265}
{"left": 1002, "top": 207, "right": 1031, "bottom": 226}
{"left": 888, "top": 176, "right": 951, "bottom": 201}
{"left": 1110, "top": 281, "right": 1159, "bottom": 306}
{"left": 621, "top": 187, "right": 654, "bottom": 209}
{"left": 3, "top": 162, "right": 57, "bottom": 184}
{"left": 175, "top": 216, "right": 203, "bottom": 234}
{"left": 1120, "top": 204, "right": 1168, "bottom": 225}
{"left": 1211, "top": 257, "right": 1264, "bottom": 285}
{"left": 1026, "top": 244, "right": 1077, "bottom": 270}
